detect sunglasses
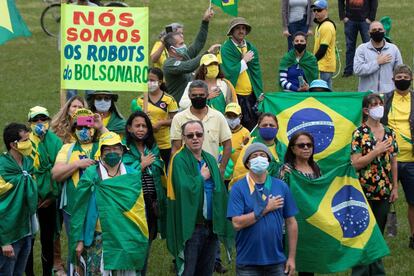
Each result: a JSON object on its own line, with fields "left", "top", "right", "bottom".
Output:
{"left": 313, "top": 8, "right": 323, "bottom": 13}
{"left": 95, "top": 96, "right": 112, "bottom": 101}
{"left": 295, "top": 143, "right": 313, "bottom": 149}
{"left": 184, "top": 132, "right": 204, "bottom": 139}
{"left": 31, "top": 117, "right": 49, "bottom": 122}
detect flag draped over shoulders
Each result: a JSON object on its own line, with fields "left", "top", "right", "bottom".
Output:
{"left": 279, "top": 50, "right": 319, "bottom": 88}
{"left": 123, "top": 141, "right": 167, "bottom": 238}
{"left": 70, "top": 164, "right": 148, "bottom": 270}
{"left": 0, "top": 153, "right": 37, "bottom": 246}
{"left": 166, "top": 147, "right": 234, "bottom": 275}
{"left": 0, "top": 0, "right": 31, "bottom": 45}
{"left": 221, "top": 38, "right": 263, "bottom": 97}
{"left": 286, "top": 163, "right": 389, "bottom": 273}
{"left": 30, "top": 131, "right": 63, "bottom": 199}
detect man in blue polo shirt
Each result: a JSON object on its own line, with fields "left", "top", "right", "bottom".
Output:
{"left": 227, "top": 143, "right": 298, "bottom": 276}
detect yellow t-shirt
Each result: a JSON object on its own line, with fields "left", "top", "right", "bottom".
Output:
{"left": 55, "top": 143, "right": 94, "bottom": 164}
{"left": 170, "top": 107, "right": 232, "bottom": 160}
{"left": 135, "top": 93, "right": 178, "bottom": 149}
{"left": 314, "top": 21, "right": 336, "bottom": 73}
{"left": 230, "top": 126, "right": 251, "bottom": 165}
{"left": 388, "top": 92, "right": 414, "bottom": 162}
{"left": 150, "top": 41, "right": 168, "bottom": 69}
{"left": 235, "top": 46, "right": 253, "bottom": 96}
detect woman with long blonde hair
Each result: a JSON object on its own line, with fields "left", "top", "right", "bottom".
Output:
{"left": 51, "top": 96, "right": 88, "bottom": 144}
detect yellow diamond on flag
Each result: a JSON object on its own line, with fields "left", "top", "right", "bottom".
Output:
{"left": 276, "top": 97, "right": 357, "bottom": 161}
{"left": 307, "top": 175, "right": 375, "bottom": 249}
{"left": 0, "top": 0, "right": 13, "bottom": 33}
{"left": 222, "top": 0, "right": 235, "bottom": 6}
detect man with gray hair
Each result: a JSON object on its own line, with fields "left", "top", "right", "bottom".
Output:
{"left": 353, "top": 21, "right": 403, "bottom": 93}
{"left": 163, "top": 7, "right": 220, "bottom": 102}
{"left": 170, "top": 80, "right": 232, "bottom": 177}
{"left": 382, "top": 64, "right": 414, "bottom": 250}
{"left": 167, "top": 120, "right": 233, "bottom": 275}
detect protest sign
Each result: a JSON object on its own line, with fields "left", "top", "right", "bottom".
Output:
{"left": 60, "top": 4, "right": 149, "bottom": 91}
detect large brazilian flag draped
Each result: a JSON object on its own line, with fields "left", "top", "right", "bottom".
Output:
{"left": 211, "top": 0, "right": 239, "bottom": 16}
{"left": 286, "top": 163, "right": 389, "bottom": 273}
{"left": 259, "top": 92, "right": 367, "bottom": 173}
{"left": 0, "top": 0, "right": 31, "bottom": 45}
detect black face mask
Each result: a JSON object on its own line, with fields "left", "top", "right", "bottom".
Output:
{"left": 370, "top": 31, "right": 385, "bottom": 43}
{"left": 191, "top": 97, "right": 207, "bottom": 109}
{"left": 394, "top": 79, "right": 412, "bottom": 91}
{"left": 294, "top": 43, "right": 306, "bottom": 53}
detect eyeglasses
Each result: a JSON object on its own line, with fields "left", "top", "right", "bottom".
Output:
{"left": 184, "top": 132, "right": 204, "bottom": 139}
{"left": 295, "top": 143, "right": 313, "bottom": 149}
{"left": 313, "top": 8, "right": 323, "bottom": 13}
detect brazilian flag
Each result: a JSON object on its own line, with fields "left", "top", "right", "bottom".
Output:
{"left": 0, "top": 0, "right": 31, "bottom": 45}
{"left": 212, "top": 0, "right": 239, "bottom": 17}
{"left": 259, "top": 92, "right": 368, "bottom": 173}
{"left": 286, "top": 163, "right": 389, "bottom": 273}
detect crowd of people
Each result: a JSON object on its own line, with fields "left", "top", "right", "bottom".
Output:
{"left": 1, "top": 0, "right": 414, "bottom": 276}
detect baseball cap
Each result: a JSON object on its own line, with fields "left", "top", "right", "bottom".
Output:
{"left": 95, "top": 131, "right": 128, "bottom": 158}
{"left": 225, "top": 102, "right": 242, "bottom": 116}
{"left": 200, "top": 54, "right": 219, "bottom": 66}
{"left": 311, "top": 0, "right": 328, "bottom": 9}
{"left": 28, "top": 106, "right": 50, "bottom": 121}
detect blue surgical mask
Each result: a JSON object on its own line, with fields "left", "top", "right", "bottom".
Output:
{"left": 226, "top": 117, "right": 241, "bottom": 130}
{"left": 249, "top": 156, "right": 269, "bottom": 175}
{"left": 171, "top": 44, "right": 188, "bottom": 56}
{"left": 259, "top": 127, "right": 278, "bottom": 141}
{"left": 94, "top": 99, "right": 111, "bottom": 112}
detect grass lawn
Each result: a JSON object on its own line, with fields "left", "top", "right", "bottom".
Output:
{"left": 1, "top": 0, "right": 414, "bottom": 274}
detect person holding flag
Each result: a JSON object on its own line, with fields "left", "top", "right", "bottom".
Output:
{"left": 0, "top": 123, "right": 38, "bottom": 275}
{"left": 70, "top": 131, "right": 149, "bottom": 274}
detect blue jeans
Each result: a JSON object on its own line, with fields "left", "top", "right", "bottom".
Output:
{"left": 236, "top": 263, "right": 286, "bottom": 276}
{"left": 182, "top": 224, "right": 218, "bottom": 276}
{"left": 319, "top": 72, "right": 333, "bottom": 90}
{"left": 0, "top": 236, "right": 32, "bottom": 276}
{"left": 287, "top": 16, "right": 309, "bottom": 51}
{"left": 344, "top": 20, "right": 370, "bottom": 74}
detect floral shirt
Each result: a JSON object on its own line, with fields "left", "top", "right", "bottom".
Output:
{"left": 351, "top": 124, "right": 399, "bottom": 200}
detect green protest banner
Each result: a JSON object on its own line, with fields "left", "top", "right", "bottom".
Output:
{"left": 60, "top": 4, "right": 148, "bottom": 91}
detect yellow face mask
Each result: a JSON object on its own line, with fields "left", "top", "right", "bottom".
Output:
{"left": 16, "top": 140, "right": 33, "bottom": 156}
{"left": 205, "top": 65, "right": 219, "bottom": 79}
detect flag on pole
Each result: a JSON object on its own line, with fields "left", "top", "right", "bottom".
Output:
{"left": 0, "top": 0, "right": 31, "bottom": 45}
{"left": 211, "top": 0, "right": 239, "bottom": 17}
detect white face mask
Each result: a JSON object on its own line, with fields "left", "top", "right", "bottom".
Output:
{"left": 94, "top": 99, "right": 111, "bottom": 112}
{"left": 369, "top": 105, "right": 384, "bottom": 121}
{"left": 226, "top": 117, "right": 241, "bottom": 129}
{"left": 148, "top": 81, "right": 159, "bottom": 93}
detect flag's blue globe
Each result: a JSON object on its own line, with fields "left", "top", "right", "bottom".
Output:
{"left": 332, "top": 185, "right": 370, "bottom": 238}
{"left": 286, "top": 108, "right": 335, "bottom": 154}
